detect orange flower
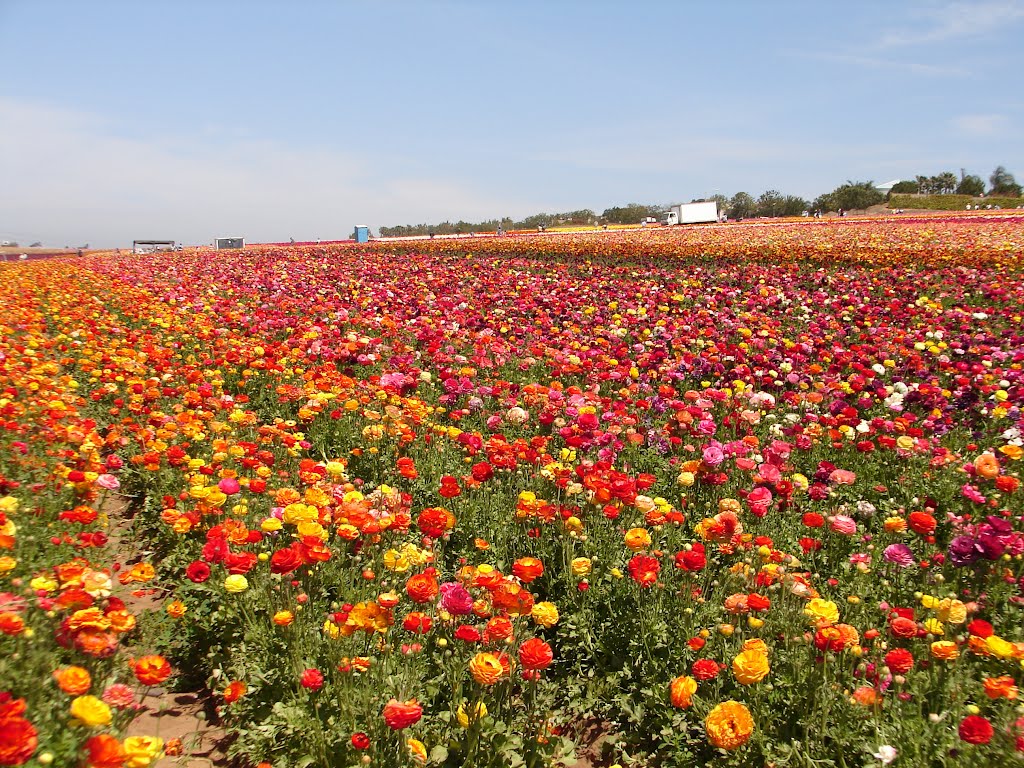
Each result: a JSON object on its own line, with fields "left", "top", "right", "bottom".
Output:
{"left": 469, "top": 652, "right": 505, "bottom": 685}
{"left": 974, "top": 453, "right": 1000, "bottom": 480}
{"left": 511, "top": 557, "right": 544, "bottom": 583}
{"left": 53, "top": 666, "right": 92, "bottom": 695}
{"left": 705, "top": 700, "right": 754, "bottom": 750}
{"left": 518, "top": 638, "right": 553, "bottom": 671}
{"left": 405, "top": 572, "right": 439, "bottom": 604}
{"left": 669, "top": 675, "right": 697, "bottom": 708}
{"left": 983, "top": 675, "right": 1019, "bottom": 700}
{"left": 382, "top": 698, "right": 422, "bottom": 730}
{"left": 133, "top": 655, "right": 172, "bottom": 686}
{"left": 223, "top": 680, "right": 247, "bottom": 703}
{"left": 851, "top": 686, "right": 880, "bottom": 706}
{"left": 82, "top": 734, "right": 125, "bottom": 768}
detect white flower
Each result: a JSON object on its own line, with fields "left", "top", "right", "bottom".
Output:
{"left": 872, "top": 745, "right": 897, "bottom": 764}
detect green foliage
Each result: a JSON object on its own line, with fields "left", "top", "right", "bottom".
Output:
{"left": 600, "top": 203, "right": 664, "bottom": 225}
{"left": 889, "top": 180, "right": 919, "bottom": 195}
{"left": 887, "top": 194, "right": 1024, "bottom": 210}
{"left": 989, "top": 166, "right": 1022, "bottom": 197}
{"left": 956, "top": 175, "right": 985, "bottom": 197}
{"left": 727, "top": 192, "right": 756, "bottom": 219}
{"left": 829, "top": 180, "right": 885, "bottom": 211}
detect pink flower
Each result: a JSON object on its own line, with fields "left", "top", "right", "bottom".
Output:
{"left": 829, "top": 515, "right": 857, "bottom": 535}
{"left": 828, "top": 469, "right": 856, "bottom": 485}
{"left": 96, "top": 474, "right": 120, "bottom": 490}
{"left": 102, "top": 683, "right": 138, "bottom": 709}
{"left": 439, "top": 582, "right": 474, "bottom": 615}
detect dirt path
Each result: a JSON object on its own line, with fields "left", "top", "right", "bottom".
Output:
{"left": 101, "top": 491, "right": 231, "bottom": 765}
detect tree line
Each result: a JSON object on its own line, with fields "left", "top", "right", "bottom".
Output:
{"left": 377, "top": 165, "right": 1020, "bottom": 234}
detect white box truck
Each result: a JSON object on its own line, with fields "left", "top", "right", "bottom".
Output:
{"left": 664, "top": 201, "right": 719, "bottom": 226}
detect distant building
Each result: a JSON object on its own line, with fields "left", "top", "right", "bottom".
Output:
{"left": 133, "top": 240, "right": 175, "bottom": 254}
{"left": 875, "top": 179, "right": 903, "bottom": 196}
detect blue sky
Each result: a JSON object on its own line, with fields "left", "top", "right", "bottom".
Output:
{"left": 1, "top": 0, "right": 1022, "bottom": 247}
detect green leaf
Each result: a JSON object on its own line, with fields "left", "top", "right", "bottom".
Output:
{"left": 429, "top": 745, "right": 448, "bottom": 763}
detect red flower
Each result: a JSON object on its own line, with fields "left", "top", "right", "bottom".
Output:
{"left": 301, "top": 668, "right": 324, "bottom": 692}
{"left": 185, "top": 561, "right": 211, "bottom": 583}
{"left": 351, "top": 732, "right": 371, "bottom": 750}
{"left": 675, "top": 544, "right": 706, "bottom": 572}
{"left": 692, "top": 658, "right": 720, "bottom": 681}
{"left": 270, "top": 544, "right": 306, "bottom": 575}
{"left": 518, "top": 637, "right": 554, "bottom": 671}
{"left": 512, "top": 557, "right": 544, "bottom": 583}
{"left": 884, "top": 648, "right": 914, "bottom": 674}
{"left": 382, "top": 698, "right": 422, "bottom": 730}
{"left": 454, "top": 625, "right": 482, "bottom": 643}
{"left": 471, "top": 462, "right": 494, "bottom": 482}
{"left": 439, "top": 476, "right": 461, "bottom": 498}
{"left": 628, "top": 554, "right": 660, "bottom": 587}
{"left": 968, "top": 619, "right": 994, "bottom": 638}
{"left": 403, "top": 612, "right": 433, "bottom": 634}
{"left": 959, "top": 715, "right": 994, "bottom": 744}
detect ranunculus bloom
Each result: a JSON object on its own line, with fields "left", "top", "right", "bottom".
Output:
{"left": 469, "top": 652, "right": 505, "bottom": 685}
{"left": 531, "top": 602, "right": 559, "bottom": 628}
{"left": 692, "top": 658, "right": 721, "bottom": 681}
{"left": 732, "top": 650, "right": 770, "bottom": 685}
{"left": 959, "top": 714, "right": 994, "bottom": 744}
{"left": 300, "top": 668, "right": 324, "bottom": 691}
{"left": 518, "top": 638, "right": 553, "bottom": 671}
{"left": 405, "top": 572, "right": 439, "bottom": 604}
{"left": 53, "top": 665, "right": 92, "bottom": 695}
{"left": 511, "top": 557, "right": 544, "bottom": 583}
{"left": 71, "top": 695, "right": 113, "bottom": 727}
{"left": 122, "top": 735, "right": 164, "bottom": 767}
{"left": 82, "top": 734, "right": 126, "bottom": 768}
{"left": 705, "top": 700, "right": 754, "bottom": 750}
{"left": 382, "top": 698, "right": 423, "bottom": 730}
{"left": 669, "top": 675, "right": 697, "bottom": 708}
{"left": 134, "top": 655, "right": 172, "bottom": 686}
{"left": 439, "top": 582, "right": 474, "bottom": 615}
{"left": 884, "top": 648, "right": 914, "bottom": 674}
{"left": 627, "top": 554, "right": 660, "bottom": 587}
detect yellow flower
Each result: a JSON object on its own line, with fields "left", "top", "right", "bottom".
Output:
{"left": 570, "top": 557, "right": 592, "bottom": 576}
{"left": 407, "top": 738, "right": 427, "bottom": 765}
{"left": 803, "top": 598, "right": 839, "bottom": 627}
{"left": 986, "top": 635, "right": 1015, "bottom": 659}
{"left": 624, "top": 528, "right": 652, "bottom": 551}
{"left": 383, "top": 549, "right": 411, "bottom": 572}
{"left": 0, "top": 496, "right": 18, "bottom": 514}
{"left": 923, "top": 618, "right": 945, "bottom": 636}
{"left": 457, "top": 700, "right": 488, "bottom": 727}
{"left": 261, "top": 517, "right": 283, "bottom": 532}
{"left": 531, "top": 602, "right": 559, "bottom": 628}
{"left": 732, "top": 650, "right": 770, "bottom": 685}
{"left": 224, "top": 575, "right": 248, "bottom": 593}
{"left": 123, "top": 736, "right": 164, "bottom": 767}
{"left": 70, "top": 695, "right": 112, "bottom": 726}
{"left": 282, "top": 503, "right": 318, "bottom": 525}
{"left": 469, "top": 653, "right": 505, "bottom": 685}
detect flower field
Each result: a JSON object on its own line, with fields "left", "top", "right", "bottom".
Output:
{"left": 2, "top": 215, "right": 1024, "bottom": 767}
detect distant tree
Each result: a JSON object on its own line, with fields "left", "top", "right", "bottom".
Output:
{"left": 916, "top": 175, "right": 936, "bottom": 195}
{"left": 934, "top": 171, "right": 958, "bottom": 195}
{"left": 956, "top": 174, "right": 985, "bottom": 197}
{"left": 813, "top": 192, "right": 837, "bottom": 213}
{"left": 727, "top": 192, "right": 756, "bottom": 219}
{"left": 781, "top": 195, "right": 809, "bottom": 217}
{"left": 756, "top": 190, "right": 786, "bottom": 218}
{"left": 705, "top": 194, "right": 729, "bottom": 213}
{"left": 600, "top": 203, "right": 662, "bottom": 224}
{"left": 29, "top": 241, "right": 41, "bottom": 247}
{"left": 832, "top": 180, "right": 884, "bottom": 211}
{"left": 990, "top": 166, "right": 1022, "bottom": 196}
{"left": 890, "top": 180, "right": 919, "bottom": 194}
